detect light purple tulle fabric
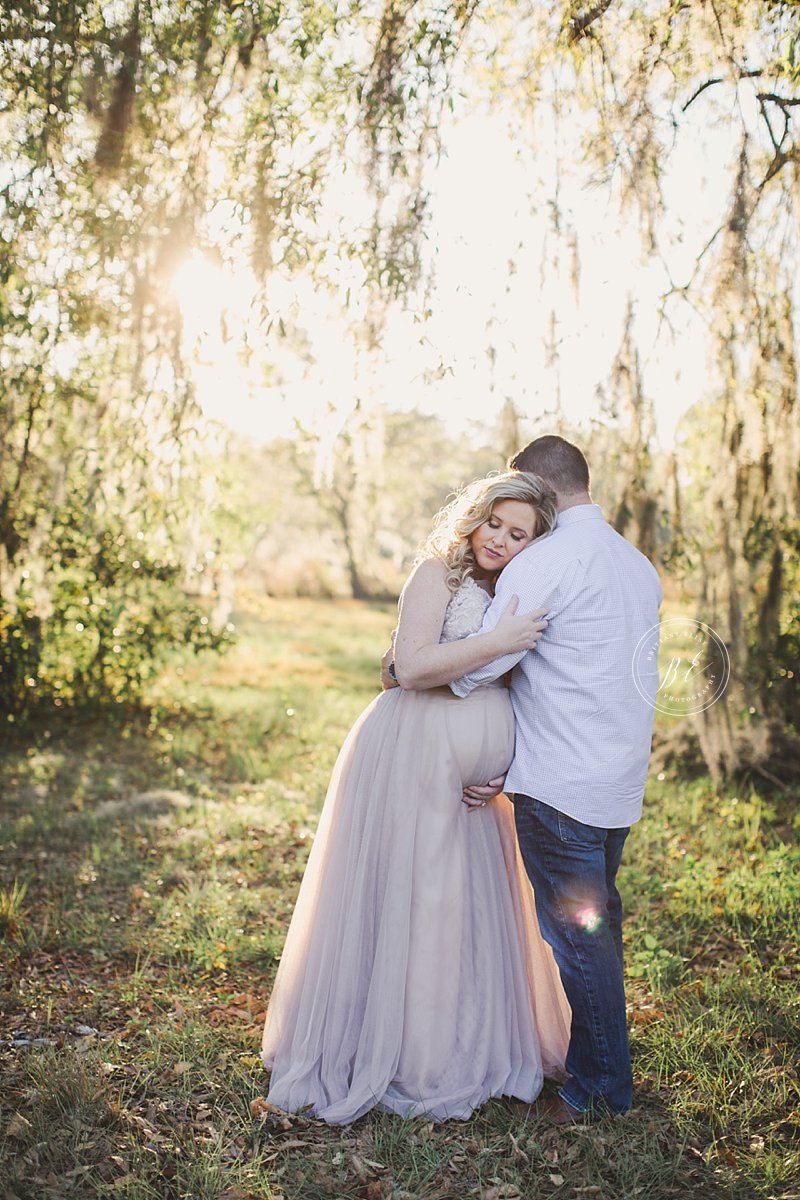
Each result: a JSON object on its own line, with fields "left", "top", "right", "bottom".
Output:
{"left": 262, "top": 579, "right": 570, "bottom": 1123}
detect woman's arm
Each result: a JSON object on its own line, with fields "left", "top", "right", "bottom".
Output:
{"left": 392, "top": 558, "right": 546, "bottom": 690}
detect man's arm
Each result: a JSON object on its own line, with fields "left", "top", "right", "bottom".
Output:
{"left": 450, "top": 547, "right": 558, "bottom": 697}
{"left": 392, "top": 560, "right": 547, "bottom": 689}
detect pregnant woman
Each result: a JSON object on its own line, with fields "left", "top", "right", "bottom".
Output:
{"left": 262, "top": 471, "right": 570, "bottom": 1123}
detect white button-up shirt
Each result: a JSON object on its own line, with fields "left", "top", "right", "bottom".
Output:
{"left": 451, "top": 504, "right": 663, "bottom": 828}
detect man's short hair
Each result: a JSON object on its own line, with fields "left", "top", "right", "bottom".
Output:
{"left": 509, "top": 435, "right": 590, "bottom": 494}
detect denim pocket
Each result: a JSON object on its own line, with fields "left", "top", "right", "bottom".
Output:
{"left": 555, "top": 808, "right": 605, "bottom": 848}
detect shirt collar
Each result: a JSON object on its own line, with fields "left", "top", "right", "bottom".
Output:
{"left": 554, "top": 503, "right": 605, "bottom": 528}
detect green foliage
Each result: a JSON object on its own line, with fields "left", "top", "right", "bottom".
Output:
{"left": 0, "top": 411, "right": 234, "bottom": 718}
{"left": 0, "top": 533, "right": 231, "bottom": 719}
{"left": 0, "top": 877, "right": 28, "bottom": 939}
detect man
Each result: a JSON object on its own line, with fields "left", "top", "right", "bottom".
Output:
{"left": 452, "top": 435, "right": 662, "bottom": 1124}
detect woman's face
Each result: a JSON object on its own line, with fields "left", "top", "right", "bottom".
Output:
{"left": 470, "top": 498, "right": 539, "bottom": 576}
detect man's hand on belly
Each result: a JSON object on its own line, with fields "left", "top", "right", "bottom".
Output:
{"left": 462, "top": 774, "right": 507, "bottom": 810}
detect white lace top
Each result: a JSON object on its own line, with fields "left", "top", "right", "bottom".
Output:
{"left": 440, "top": 575, "right": 492, "bottom": 644}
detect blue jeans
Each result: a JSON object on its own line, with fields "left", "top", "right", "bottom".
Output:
{"left": 513, "top": 795, "right": 632, "bottom": 1115}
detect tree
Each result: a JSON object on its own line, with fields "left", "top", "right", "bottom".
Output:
{"left": 604, "top": 299, "right": 660, "bottom": 564}
{"left": 277, "top": 404, "right": 503, "bottom": 599}
{"left": 352, "top": 0, "right": 800, "bottom": 778}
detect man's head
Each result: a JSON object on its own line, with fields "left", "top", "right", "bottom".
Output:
{"left": 508, "top": 435, "right": 591, "bottom": 508}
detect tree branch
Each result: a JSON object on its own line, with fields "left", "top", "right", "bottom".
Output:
{"left": 756, "top": 92, "right": 800, "bottom": 110}
{"left": 567, "top": 0, "right": 615, "bottom": 44}
{"left": 682, "top": 77, "right": 723, "bottom": 112}
{"left": 758, "top": 94, "right": 783, "bottom": 152}
{"left": 759, "top": 144, "right": 800, "bottom": 189}
{"left": 682, "top": 69, "right": 766, "bottom": 114}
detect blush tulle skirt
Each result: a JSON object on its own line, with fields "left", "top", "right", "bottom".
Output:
{"left": 261, "top": 684, "right": 570, "bottom": 1124}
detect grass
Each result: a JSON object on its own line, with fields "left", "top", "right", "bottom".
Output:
{"left": 1, "top": 592, "right": 798, "bottom": 1200}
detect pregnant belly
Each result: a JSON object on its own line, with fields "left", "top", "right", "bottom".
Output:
{"left": 424, "top": 685, "right": 515, "bottom": 789}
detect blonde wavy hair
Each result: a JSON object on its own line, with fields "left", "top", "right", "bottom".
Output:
{"left": 419, "top": 471, "right": 558, "bottom": 591}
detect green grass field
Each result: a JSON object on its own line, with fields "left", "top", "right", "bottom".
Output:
{"left": 1, "top": 594, "right": 798, "bottom": 1200}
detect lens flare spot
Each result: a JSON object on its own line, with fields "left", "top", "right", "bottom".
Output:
{"left": 575, "top": 906, "right": 604, "bottom": 934}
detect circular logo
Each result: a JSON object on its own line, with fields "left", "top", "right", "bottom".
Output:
{"left": 632, "top": 618, "right": 731, "bottom": 717}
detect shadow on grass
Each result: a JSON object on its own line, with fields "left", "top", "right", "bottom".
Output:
{"left": 0, "top": 1049, "right": 757, "bottom": 1200}
{"left": 2, "top": 591, "right": 798, "bottom": 1200}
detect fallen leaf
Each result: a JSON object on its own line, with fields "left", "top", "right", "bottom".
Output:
{"left": 250, "top": 1096, "right": 270, "bottom": 1118}
{"left": 350, "top": 1153, "right": 369, "bottom": 1181}
{"left": 549, "top": 1175, "right": 564, "bottom": 1186}
{"left": 509, "top": 1132, "right": 528, "bottom": 1162}
{"left": 7, "top": 1113, "right": 33, "bottom": 1139}
{"left": 630, "top": 1008, "right": 666, "bottom": 1026}
{"left": 249, "top": 1097, "right": 293, "bottom": 1129}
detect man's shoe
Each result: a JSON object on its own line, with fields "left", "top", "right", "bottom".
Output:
{"left": 507, "top": 1094, "right": 587, "bottom": 1125}
{"left": 506, "top": 1097, "right": 536, "bottom": 1118}
{"left": 536, "top": 1095, "right": 587, "bottom": 1126}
